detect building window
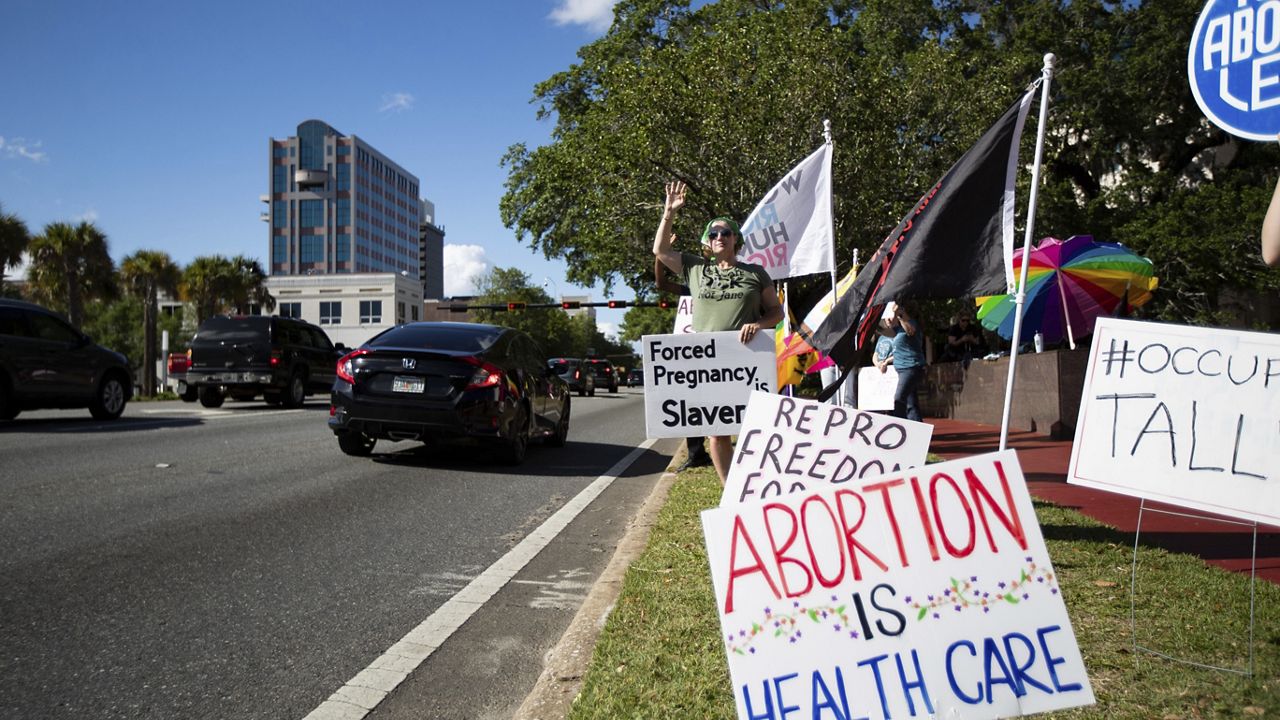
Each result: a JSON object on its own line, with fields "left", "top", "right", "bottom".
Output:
{"left": 300, "top": 199, "right": 324, "bottom": 228}
{"left": 397, "top": 301, "right": 406, "bottom": 323}
{"left": 336, "top": 199, "right": 350, "bottom": 226}
{"left": 272, "top": 236, "right": 288, "bottom": 264}
{"left": 336, "top": 163, "right": 350, "bottom": 191}
{"left": 411, "top": 305, "right": 418, "bottom": 321}
{"left": 320, "top": 301, "right": 342, "bottom": 325}
{"left": 359, "top": 300, "right": 382, "bottom": 324}
{"left": 301, "top": 236, "right": 323, "bottom": 263}
{"left": 335, "top": 234, "right": 351, "bottom": 261}
{"left": 274, "top": 146, "right": 288, "bottom": 158}
{"left": 273, "top": 202, "right": 287, "bottom": 228}
{"left": 279, "top": 302, "right": 301, "bottom": 319}
{"left": 273, "top": 165, "right": 286, "bottom": 193}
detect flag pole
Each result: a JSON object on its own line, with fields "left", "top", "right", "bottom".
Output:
{"left": 999, "top": 53, "right": 1056, "bottom": 451}
{"left": 822, "top": 119, "right": 845, "bottom": 406}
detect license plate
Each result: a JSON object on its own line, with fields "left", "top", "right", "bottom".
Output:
{"left": 392, "top": 375, "right": 425, "bottom": 393}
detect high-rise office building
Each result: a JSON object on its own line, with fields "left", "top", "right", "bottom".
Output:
{"left": 419, "top": 199, "right": 445, "bottom": 300}
{"left": 266, "top": 120, "right": 423, "bottom": 278}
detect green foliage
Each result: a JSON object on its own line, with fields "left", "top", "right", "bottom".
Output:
{"left": 504, "top": 0, "right": 1280, "bottom": 330}
{"left": 82, "top": 296, "right": 144, "bottom": 377}
{"left": 27, "top": 221, "right": 118, "bottom": 328}
{"left": 0, "top": 201, "right": 30, "bottom": 280}
{"left": 472, "top": 266, "right": 579, "bottom": 356}
{"left": 121, "top": 250, "right": 182, "bottom": 396}
{"left": 620, "top": 304, "right": 676, "bottom": 343}
{"left": 181, "top": 254, "right": 275, "bottom": 323}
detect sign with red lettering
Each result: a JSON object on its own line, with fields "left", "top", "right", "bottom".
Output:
{"left": 643, "top": 331, "right": 777, "bottom": 438}
{"left": 673, "top": 295, "right": 694, "bottom": 335}
{"left": 701, "top": 450, "right": 1094, "bottom": 719}
{"left": 1068, "top": 318, "right": 1280, "bottom": 526}
{"left": 721, "top": 392, "right": 932, "bottom": 506}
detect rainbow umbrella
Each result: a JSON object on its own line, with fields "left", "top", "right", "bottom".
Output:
{"left": 976, "top": 235, "right": 1157, "bottom": 347}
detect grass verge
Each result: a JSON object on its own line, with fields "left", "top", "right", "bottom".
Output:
{"left": 569, "top": 466, "right": 1279, "bottom": 719}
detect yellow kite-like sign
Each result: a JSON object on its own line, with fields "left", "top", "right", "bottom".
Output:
{"left": 1068, "top": 317, "right": 1280, "bottom": 526}
{"left": 701, "top": 450, "right": 1094, "bottom": 719}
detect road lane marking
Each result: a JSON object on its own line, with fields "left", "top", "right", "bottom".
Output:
{"left": 301, "top": 438, "right": 659, "bottom": 720}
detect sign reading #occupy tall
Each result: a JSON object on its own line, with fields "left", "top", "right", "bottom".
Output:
{"left": 702, "top": 450, "right": 1095, "bottom": 719}
{"left": 1189, "top": 0, "right": 1280, "bottom": 140}
{"left": 643, "top": 331, "right": 776, "bottom": 438}
{"left": 1068, "top": 318, "right": 1280, "bottom": 526}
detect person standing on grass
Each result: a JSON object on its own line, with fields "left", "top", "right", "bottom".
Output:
{"left": 877, "top": 302, "right": 926, "bottom": 422}
{"left": 654, "top": 254, "right": 712, "bottom": 472}
{"left": 653, "top": 179, "right": 783, "bottom": 485}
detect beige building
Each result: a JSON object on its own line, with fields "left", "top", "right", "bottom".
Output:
{"left": 266, "top": 272, "right": 423, "bottom": 349}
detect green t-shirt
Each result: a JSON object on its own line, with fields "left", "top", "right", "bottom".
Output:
{"left": 679, "top": 252, "right": 772, "bottom": 333}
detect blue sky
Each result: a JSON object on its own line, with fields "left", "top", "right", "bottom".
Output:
{"left": 0, "top": 0, "right": 629, "bottom": 336}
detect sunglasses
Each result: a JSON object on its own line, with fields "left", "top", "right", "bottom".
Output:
{"left": 706, "top": 228, "right": 736, "bottom": 240}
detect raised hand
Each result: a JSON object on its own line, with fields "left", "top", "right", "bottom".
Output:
{"left": 664, "top": 180, "right": 687, "bottom": 215}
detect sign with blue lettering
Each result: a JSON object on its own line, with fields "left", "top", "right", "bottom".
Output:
{"left": 701, "top": 451, "right": 1095, "bottom": 719}
{"left": 1188, "top": 0, "right": 1280, "bottom": 140}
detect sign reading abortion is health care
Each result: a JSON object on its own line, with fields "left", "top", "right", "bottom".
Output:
{"left": 1068, "top": 318, "right": 1280, "bottom": 526}
{"left": 1189, "top": 0, "right": 1280, "bottom": 140}
{"left": 642, "top": 331, "right": 777, "bottom": 438}
{"left": 702, "top": 450, "right": 1094, "bottom": 719}
{"left": 721, "top": 391, "right": 933, "bottom": 506}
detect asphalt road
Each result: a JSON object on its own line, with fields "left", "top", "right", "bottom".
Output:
{"left": 0, "top": 386, "right": 671, "bottom": 719}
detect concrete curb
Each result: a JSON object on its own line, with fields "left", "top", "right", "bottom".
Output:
{"left": 511, "top": 444, "right": 686, "bottom": 720}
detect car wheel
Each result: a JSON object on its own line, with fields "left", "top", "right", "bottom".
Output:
{"left": 283, "top": 371, "right": 306, "bottom": 408}
{"left": 0, "top": 379, "right": 19, "bottom": 420}
{"left": 179, "top": 382, "right": 198, "bottom": 402}
{"left": 500, "top": 406, "right": 530, "bottom": 465}
{"left": 199, "top": 386, "right": 225, "bottom": 408}
{"left": 588, "top": 385, "right": 595, "bottom": 397}
{"left": 610, "top": 382, "right": 618, "bottom": 393}
{"left": 547, "top": 399, "right": 570, "bottom": 448}
{"left": 263, "top": 392, "right": 283, "bottom": 406}
{"left": 577, "top": 386, "right": 585, "bottom": 397}
{"left": 337, "top": 431, "right": 376, "bottom": 456}
{"left": 89, "top": 373, "right": 128, "bottom": 420}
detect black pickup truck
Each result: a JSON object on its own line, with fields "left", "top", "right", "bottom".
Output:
{"left": 186, "top": 315, "right": 344, "bottom": 408}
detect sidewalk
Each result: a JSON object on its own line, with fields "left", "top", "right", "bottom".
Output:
{"left": 928, "top": 418, "right": 1280, "bottom": 583}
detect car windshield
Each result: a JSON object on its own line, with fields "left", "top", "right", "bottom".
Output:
{"left": 196, "top": 317, "right": 272, "bottom": 341}
{"left": 369, "top": 324, "right": 501, "bottom": 352}
{"left": 548, "top": 360, "right": 573, "bottom": 371}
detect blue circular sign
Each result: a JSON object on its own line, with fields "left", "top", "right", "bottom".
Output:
{"left": 1188, "top": 0, "right": 1280, "bottom": 141}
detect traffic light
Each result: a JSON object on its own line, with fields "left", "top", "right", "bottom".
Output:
{"left": 658, "top": 299, "right": 673, "bottom": 309}
{"left": 607, "top": 299, "right": 628, "bottom": 309}
{"left": 507, "top": 302, "right": 527, "bottom": 311}
{"left": 561, "top": 300, "right": 581, "bottom": 310}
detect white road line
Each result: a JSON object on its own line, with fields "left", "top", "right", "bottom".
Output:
{"left": 301, "top": 438, "right": 660, "bottom": 720}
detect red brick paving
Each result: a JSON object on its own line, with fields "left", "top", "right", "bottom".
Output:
{"left": 927, "top": 418, "right": 1280, "bottom": 584}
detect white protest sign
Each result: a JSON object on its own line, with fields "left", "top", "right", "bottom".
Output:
{"left": 1068, "top": 317, "right": 1280, "bottom": 526}
{"left": 643, "top": 331, "right": 776, "bottom": 439}
{"left": 721, "top": 391, "right": 932, "bottom": 506}
{"left": 673, "top": 295, "right": 694, "bottom": 334}
{"left": 858, "top": 365, "right": 899, "bottom": 411}
{"left": 702, "top": 450, "right": 1095, "bottom": 720}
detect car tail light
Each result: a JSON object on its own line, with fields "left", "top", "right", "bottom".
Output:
{"left": 574, "top": 370, "right": 580, "bottom": 380}
{"left": 270, "top": 349, "right": 283, "bottom": 367}
{"left": 462, "top": 357, "right": 504, "bottom": 391}
{"left": 336, "top": 349, "right": 370, "bottom": 384}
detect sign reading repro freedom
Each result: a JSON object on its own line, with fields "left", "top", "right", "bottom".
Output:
{"left": 721, "top": 391, "right": 932, "bottom": 506}
{"left": 1068, "top": 318, "right": 1280, "bottom": 526}
{"left": 643, "top": 331, "right": 777, "bottom": 438}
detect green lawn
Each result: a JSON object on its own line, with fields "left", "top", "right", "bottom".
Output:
{"left": 569, "top": 467, "right": 1280, "bottom": 719}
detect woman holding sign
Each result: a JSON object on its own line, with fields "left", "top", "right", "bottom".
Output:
{"left": 654, "top": 180, "right": 783, "bottom": 484}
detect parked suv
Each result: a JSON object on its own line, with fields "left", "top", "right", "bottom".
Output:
{"left": 0, "top": 299, "right": 133, "bottom": 421}
{"left": 585, "top": 358, "right": 619, "bottom": 393}
{"left": 547, "top": 357, "right": 595, "bottom": 397}
{"left": 186, "top": 315, "right": 344, "bottom": 408}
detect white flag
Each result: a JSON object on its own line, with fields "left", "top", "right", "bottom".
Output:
{"left": 737, "top": 143, "right": 834, "bottom": 280}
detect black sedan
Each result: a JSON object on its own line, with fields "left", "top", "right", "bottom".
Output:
{"left": 328, "top": 322, "right": 570, "bottom": 464}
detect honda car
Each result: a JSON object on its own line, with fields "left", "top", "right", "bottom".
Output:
{"left": 329, "top": 322, "right": 570, "bottom": 464}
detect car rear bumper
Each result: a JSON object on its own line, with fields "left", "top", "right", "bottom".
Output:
{"left": 187, "top": 369, "right": 277, "bottom": 387}
{"left": 328, "top": 388, "right": 510, "bottom": 442}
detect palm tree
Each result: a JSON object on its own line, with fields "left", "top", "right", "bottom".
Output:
{"left": 182, "top": 255, "right": 234, "bottom": 324}
{"left": 0, "top": 202, "right": 31, "bottom": 285}
{"left": 121, "top": 250, "right": 181, "bottom": 396}
{"left": 227, "top": 255, "right": 276, "bottom": 315}
{"left": 27, "top": 221, "right": 117, "bottom": 327}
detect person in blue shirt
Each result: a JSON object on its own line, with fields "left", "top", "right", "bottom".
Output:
{"left": 876, "top": 302, "right": 926, "bottom": 422}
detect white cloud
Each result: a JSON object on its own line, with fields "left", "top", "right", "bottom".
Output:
{"left": 443, "top": 244, "right": 489, "bottom": 296}
{"left": 596, "top": 321, "right": 620, "bottom": 341}
{"left": 379, "top": 92, "right": 415, "bottom": 113}
{"left": 548, "top": 0, "right": 616, "bottom": 32}
{"left": 0, "top": 136, "right": 48, "bottom": 163}
{"left": 3, "top": 251, "right": 30, "bottom": 280}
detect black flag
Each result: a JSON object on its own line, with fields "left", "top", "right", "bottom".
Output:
{"left": 806, "top": 84, "right": 1040, "bottom": 369}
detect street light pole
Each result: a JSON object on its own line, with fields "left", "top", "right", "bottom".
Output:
{"left": 542, "top": 277, "right": 560, "bottom": 303}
